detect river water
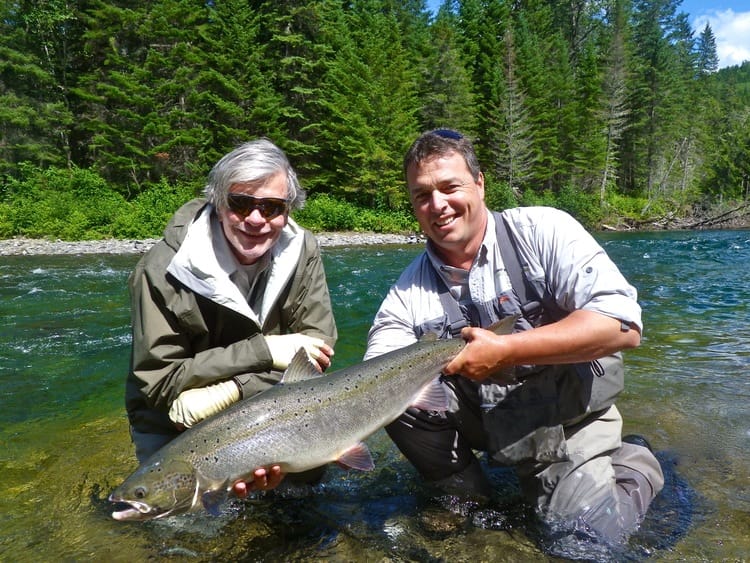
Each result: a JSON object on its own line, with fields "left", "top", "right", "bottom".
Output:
{"left": 1, "top": 230, "right": 748, "bottom": 561}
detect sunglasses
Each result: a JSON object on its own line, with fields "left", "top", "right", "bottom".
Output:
{"left": 432, "top": 128, "right": 464, "bottom": 140}
{"left": 226, "top": 193, "right": 289, "bottom": 220}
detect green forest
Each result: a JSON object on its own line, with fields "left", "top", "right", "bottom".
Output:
{"left": 1, "top": 0, "right": 749, "bottom": 240}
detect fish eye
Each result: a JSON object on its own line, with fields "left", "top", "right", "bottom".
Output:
{"left": 134, "top": 486, "right": 147, "bottom": 499}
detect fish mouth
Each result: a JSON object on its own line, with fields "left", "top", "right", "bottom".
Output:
{"left": 109, "top": 494, "right": 164, "bottom": 521}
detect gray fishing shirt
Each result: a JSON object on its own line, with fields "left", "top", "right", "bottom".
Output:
{"left": 365, "top": 206, "right": 641, "bottom": 360}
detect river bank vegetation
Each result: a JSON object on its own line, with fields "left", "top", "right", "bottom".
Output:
{"left": 1, "top": 1, "right": 749, "bottom": 240}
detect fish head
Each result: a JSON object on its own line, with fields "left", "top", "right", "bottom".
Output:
{"left": 109, "top": 458, "right": 198, "bottom": 521}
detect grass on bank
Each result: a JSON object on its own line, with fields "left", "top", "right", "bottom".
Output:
{"left": 0, "top": 164, "right": 712, "bottom": 241}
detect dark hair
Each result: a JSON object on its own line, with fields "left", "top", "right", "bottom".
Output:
{"left": 403, "top": 129, "right": 481, "bottom": 181}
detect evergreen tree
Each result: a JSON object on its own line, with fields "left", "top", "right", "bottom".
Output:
{"left": 497, "top": 27, "right": 536, "bottom": 196}
{"left": 696, "top": 23, "right": 719, "bottom": 77}
{"left": 74, "top": 2, "right": 167, "bottom": 189}
{"left": 313, "top": 0, "right": 421, "bottom": 209}
{"left": 701, "top": 64, "right": 750, "bottom": 201}
{"left": 418, "top": 5, "right": 477, "bottom": 133}
{"left": 456, "top": 0, "right": 513, "bottom": 179}
{"left": 624, "top": 0, "right": 695, "bottom": 201}
{"left": 570, "top": 41, "right": 608, "bottom": 193}
{"left": 513, "top": 0, "right": 573, "bottom": 191}
{"left": 0, "top": 0, "right": 77, "bottom": 172}
{"left": 597, "top": 0, "right": 632, "bottom": 204}
{"left": 248, "top": 0, "right": 343, "bottom": 181}
{"left": 658, "top": 10, "right": 700, "bottom": 202}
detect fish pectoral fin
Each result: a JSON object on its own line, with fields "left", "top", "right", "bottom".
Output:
{"left": 411, "top": 377, "right": 449, "bottom": 412}
{"left": 201, "top": 484, "right": 231, "bottom": 516}
{"left": 336, "top": 442, "right": 375, "bottom": 471}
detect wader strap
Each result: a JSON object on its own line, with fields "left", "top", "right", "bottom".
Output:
{"left": 492, "top": 212, "right": 545, "bottom": 320}
{"left": 437, "top": 211, "right": 541, "bottom": 338}
{"left": 494, "top": 212, "right": 569, "bottom": 323}
{"left": 438, "top": 284, "right": 469, "bottom": 338}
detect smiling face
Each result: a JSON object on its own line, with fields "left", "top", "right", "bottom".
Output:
{"left": 217, "top": 171, "right": 289, "bottom": 265}
{"left": 407, "top": 151, "right": 488, "bottom": 269}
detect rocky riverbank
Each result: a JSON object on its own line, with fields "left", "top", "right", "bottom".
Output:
{"left": 0, "top": 232, "right": 424, "bottom": 256}
{"left": 3, "top": 202, "right": 749, "bottom": 256}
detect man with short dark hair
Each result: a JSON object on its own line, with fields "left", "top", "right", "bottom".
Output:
{"left": 365, "top": 129, "right": 663, "bottom": 543}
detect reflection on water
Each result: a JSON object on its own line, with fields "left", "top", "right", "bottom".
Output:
{"left": 1, "top": 231, "right": 749, "bottom": 561}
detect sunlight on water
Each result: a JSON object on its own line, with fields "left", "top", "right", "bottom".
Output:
{"left": 606, "top": 230, "right": 750, "bottom": 562}
{"left": 1, "top": 231, "right": 749, "bottom": 561}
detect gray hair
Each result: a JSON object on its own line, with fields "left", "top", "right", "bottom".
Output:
{"left": 204, "top": 139, "right": 306, "bottom": 210}
{"left": 403, "top": 129, "right": 482, "bottom": 182}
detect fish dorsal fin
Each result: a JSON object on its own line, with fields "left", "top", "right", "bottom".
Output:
{"left": 487, "top": 313, "right": 519, "bottom": 336}
{"left": 281, "top": 348, "right": 323, "bottom": 384}
{"left": 418, "top": 332, "right": 439, "bottom": 342}
{"left": 411, "top": 377, "right": 449, "bottom": 412}
{"left": 336, "top": 442, "right": 375, "bottom": 471}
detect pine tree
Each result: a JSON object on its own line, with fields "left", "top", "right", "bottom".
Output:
{"left": 313, "top": 0, "right": 421, "bottom": 209}
{"left": 249, "top": 1, "right": 340, "bottom": 178}
{"left": 513, "top": 0, "right": 573, "bottom": 192}
{"left": 624, "top": 0, "right": 695, "bottom": 201}
{"left": 498, "top": 27, "right": 535, "bottom": 196}
{"left": 696, "top": 23, "right": 719, "bottom": 77}
{"left": 418, "top": 6, "right": 477, "bottom": 134}
{"left": 74, "top": 2, "right": 166, "bottom": 189}
{"left": 0, "top": 0, "right": 77, "bottom": 172}
{"left": 570, "top": 42, "right": 608, "bottom": 194}
{"left": 597, "top": 0, "right": 631, "bottom": 204}
{"left": 456, "top": 0, "right": 512, "bottom": 178}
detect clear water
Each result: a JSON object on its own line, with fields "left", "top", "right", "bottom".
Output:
{"left": 1, "top": 231, "right": 748, "bottom": 561}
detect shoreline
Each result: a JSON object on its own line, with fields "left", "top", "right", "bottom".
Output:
{"left": 2, "top": 210, "right": 749, "bottom": 256}
{"left": 0, "top": 233, "right": 425, "bottom": 256}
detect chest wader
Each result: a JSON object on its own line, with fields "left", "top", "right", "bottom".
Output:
{"left": 434, "top": 212, "right": 625, "bottom": 466}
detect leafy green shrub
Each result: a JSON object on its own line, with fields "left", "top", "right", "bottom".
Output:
{"left": 604, "top": 192, "right": 671, "bottom": 225}
{"left": 294, "top": 194, "right": 360, "bottom": 231}
{"left": 605, "top": 193, "right": 650, "bottom": 218}
{"left": 113, "top": 180, "right": 198, "bottom": 239}
{"left": 1, "top": 165, "right": 129, "bottom": 239}
{"left": 294, "top": 194, "right": 418, "bottom": 233}
{"left": 0, "top": 202, "right": 13, "bottom": 238}
{"left": 520, "top": 188, "right": 557, "bottom": 208}
{"left": 518, "top": 185, "right": 602, "bottom": 229}
{"left": 555, "top": 184, "right": 602, "bottom": 229}
{"left": 0, "top": 164, "right": 200, "bottom": 240}
{"left": 483, "top": 174, "right": 520, "bottom": 212}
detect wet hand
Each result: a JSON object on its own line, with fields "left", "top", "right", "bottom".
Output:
{"left": 444, "top": 327, "right": 511, "bottom": 381}
{"left": 233, "top": 466, "right": 285, "bottom": 497}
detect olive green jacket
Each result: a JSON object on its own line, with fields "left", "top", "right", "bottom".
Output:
{"left": 125, "top": 198, "right": 337, "bottom": 436}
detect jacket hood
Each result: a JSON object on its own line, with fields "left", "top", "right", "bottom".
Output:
{"left": 165, "top": 199, "right": 305, "bottom": 326}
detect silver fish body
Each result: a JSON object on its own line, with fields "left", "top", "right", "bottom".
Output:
{"left": 109, "top": 315, "right": 517, "bottom": 521}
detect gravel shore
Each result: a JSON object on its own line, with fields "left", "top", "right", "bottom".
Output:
{"left": 0, "top": 232, "right": 424, "bottom": 256}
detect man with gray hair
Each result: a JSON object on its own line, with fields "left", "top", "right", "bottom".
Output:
{"left": 125, "top": 138, "right": 337, "bottom": 493}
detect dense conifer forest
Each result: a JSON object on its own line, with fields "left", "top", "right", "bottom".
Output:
{"left": 1, "top": 0, "right": 749, "bottom": 239}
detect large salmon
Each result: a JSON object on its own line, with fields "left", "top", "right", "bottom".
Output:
{"left": 109, "top": 315, "right": 517, "bottom": 521}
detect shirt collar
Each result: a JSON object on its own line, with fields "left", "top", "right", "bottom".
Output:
{"left": 425, "top": 209, "right": 496, "bottom": 279}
